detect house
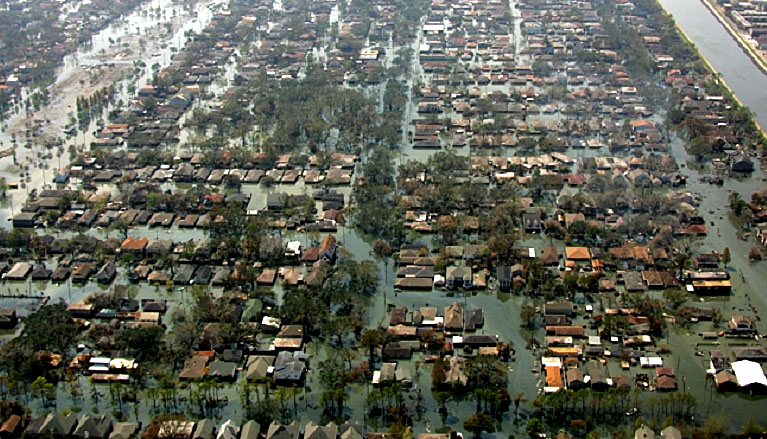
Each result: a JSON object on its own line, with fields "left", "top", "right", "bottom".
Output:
{"left": 240, "top": 422, "right": 260, "bottom": 439}
{"left": 565, "top": 247, "right": 590, "bottom": 262}
{"left": 169, "top": 94, "right": 191, "bottom": 110}
{"left": 444, "top": 301, "right": 463, "bottom": 331}
{"left": 304, "top": 422, "right": 338, "bottom": 439}
{"left": 73, "top": 414, "right": 113, "bottom": 439}
{"left": 446, "top": 266, "right": 472, "bottom": 289}
{"left": 464, "top": 308, "right": 484, "bottom": 331}
{"left": 496, "top": 265, "right": 511, "bottom": 292}
{"left": 273, "top": 351, "right": 307, "bottom": 385}
{"left": 545, "top": 365, "right": 563, "bottom": 392}
{"left": 12, "top": 212, "right": 38, "bottom": 228}
{"left": 5, "top": 262, "right": 32, "bottom": 280}
{"left": 658, "top": 427, "right": 680, "bottom": 439}
{"left": 96, "top": 261, "right": 117, "bottom": 284}
{"left": 245, "top": 356, "right": 274, "bottom": 381}
{"left": 541, "top": 246, "right": 561, "bottom": 266}
{"left": 443, "top": 355, "right": 467, "bottom": 386}
{"left": 715, "top": 370, "right": 739, "bottom": 392}
{"left": 461, "top": 334, "right": 498, "bottom": 348}
{"left": 566, "top": 367, "right": 585, "bottom": 389}
{"left": 173, "top": 265, "right": 196, "bottom": 285}
{"left": 655, "top": 368, "right": 677, "bottom": 391}
{"left": 319, "top": 234, "right": 337, "bottom": 262}
{"left": 108, "top": 423, "right": 139, "bottom": 439}
{"left": 71, "top": 263, "right": 94, "bottom": 283}
{"left": 265, "top": 421, "right": 300, "bottom": 439}
{"left": 729, "top": 316, "right": 757, "bottom": 334}
{"left": 0, "top": 415, "right": 21, "bottom": 439}
{"left": 193, "top": 420, "right": 216, "bottom": 439}
{"left": 0, "top": 308, "right": 18, "bottom": 329}
{"left": 266, "top": 193, "right": 286, "bottom": 210}
{"left": 634, "top": 425, "right": 655, "bottom": 439}
{"left": 194, "top": 266, "right": 212, "bottom": 285}
{"left": 545, "top": 301, "right": 574, "bottom": 318}
{"left": 158, "top": 421, "right": 195, "bottom": 439}
{"left": 523, "top": 209, "right": 542, "bottom": 233}
{"left": 731, "top": 155, "right": 754, "bottom": 173}
{"left": 35, "top": 413, "right": 78, "bottom": 437}
{"left": 382, "top": 342, "right": 412, "bottom": 359}
{"left": 208, "top": 361, "right": 237, "bottom": 382}
{"left": 731, "top": 360, "right": 767, "bottom": 394}
{"left": 586, "top": 360, "right": 609, "bottom": 391}
{"left": 339, "top": 423, "right": 363, "bottom": 439}
{"left": 216, "top": 420, "right": 239, "bottom": 439}
{"left": 733, "top": 347, "right": 767, "bottom": 362}
{"left": 120, "top": 237, "right": 148, "bottom": 254}
{"left": 179, "top": 355, "right": 210, "bottom": 380}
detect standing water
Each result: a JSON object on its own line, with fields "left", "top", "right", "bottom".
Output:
{"left": 657, "top": 0, "right": 767, "bottom": 130}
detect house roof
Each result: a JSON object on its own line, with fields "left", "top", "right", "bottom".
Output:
{"left": 73, "top": 414, "right": 112, "bottom": 439}
{"left": 732, "top": 360, "right": 767, "bottom": 388}
{"left": 565, "top": 246, "right": 590, "bottom": 260}
{"left": 241, "top": 422, "right": 261, "bottom": 439}
{"left": 304, "top": 422, "right": 338, "bottom": 439}
{"left": 109, "top": 423, "right": 139, "bottom": 439}
{"left": 266, "top": 421, "right": 300, "bottom": 439}
{"left": 193, "top": 420, "right": 216, "bottom": 439}
{"left": 444, "top": 301, "right": 464, "bottom": 330}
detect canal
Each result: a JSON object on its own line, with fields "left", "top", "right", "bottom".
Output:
{"left": 657, "top": 0, "right": 767, "bottom": 131}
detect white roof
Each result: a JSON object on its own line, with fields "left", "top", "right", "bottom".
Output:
{"left": 286, "top": 241, "right": 301, "bottom": 252}
{"left": 541, "top": 356, "right": 562, "bottom": 368}
{"left": 640, "top": 357, "right": 663, "bottom": 367}
{"left": 423, "top": 23, "right": 445, "bottom": 31}
{"left": 732, "top": 360, "right": 767, "bottom": 388}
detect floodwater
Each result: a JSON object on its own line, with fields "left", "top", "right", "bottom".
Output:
{"left": 3, "top": 0, "right": 767, "bottom": 433}
{"left": 657, "top": 0, "right": 767, "bottom": 130}
{"left": 0, "top": 0, "right": 222, "bottom": 226}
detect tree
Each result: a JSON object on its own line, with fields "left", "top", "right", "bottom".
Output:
{"left": 729, "top": 192, "right": 747, "bottom": 216}
{"left": 526, "top": 417, "right": 544, "bottom": 438}
{"left": 434, "top": 391, "right": 452, "bottom": 426}
{"left": 319, "top": 357, "right": 349, "bottom": 422}
{"left": 360, "top": 329, "right": 383, "bottom": 368}
{"left": 663, "top": 288, "right": 689, "bottom": 310}
{"left": 372, "top": 239, "right": 393, "bottom": 286}
{"left": 513, "top": 392, "right": 527, "bottom": 416}
{"left": 464, "top": 412, "right": 494, "bottom": 438}
{"left": 520, "top": 303, "right": 538, "bottom": 329}
{"left": 743, "top": 416, "right": 765, "bottom": 435}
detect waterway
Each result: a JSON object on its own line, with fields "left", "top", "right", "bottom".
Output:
{"left": 0, "top": 0, "right": 221, "bottom": 224}
{"left": 657, "top": 0, "right": 767, "bottom": 131}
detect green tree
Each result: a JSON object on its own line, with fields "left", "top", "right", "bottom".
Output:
{"left": 464, "top": 412, "right": 495, "bottom": 438}
{"left": 526, "top": 417, "right": 544, "bottom": 438}
{"left": 520, "top": 303, "right": 538, "bottom": 329}
{"left": 360, "top": 329, "right": 383, "bottom": 368}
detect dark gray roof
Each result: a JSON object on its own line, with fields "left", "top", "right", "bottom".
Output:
{"left": 73, "top": 414, "right": 113, "bottom": 439}
{"left": 266, "top": 421, "right": 300, "bottom": 439}
{"left": 193, "top": 420, "right": 216, "bottom": 439}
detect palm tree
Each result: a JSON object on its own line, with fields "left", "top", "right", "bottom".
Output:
{"left": 513, "top": 392, "right": 527, "bottom": 417}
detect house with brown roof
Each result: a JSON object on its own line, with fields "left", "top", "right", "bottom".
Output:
{"left": 120, "top": 237, "right": 148, "bottom": 254}
{"left": 565, "top": 246, "right": 590, "bottom": 261}
{"left": 541, "top": 246, "right": 561, "bottom": 266}
{"left": 319, "top": 234, "right": 337, "bottom": 262}
{"left": 444, "top": 301, "right": 463, "bottom": 331}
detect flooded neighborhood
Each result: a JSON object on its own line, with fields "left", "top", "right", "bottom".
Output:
{"left": 0, "top": 0, "right": 767, "bottom": 436}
